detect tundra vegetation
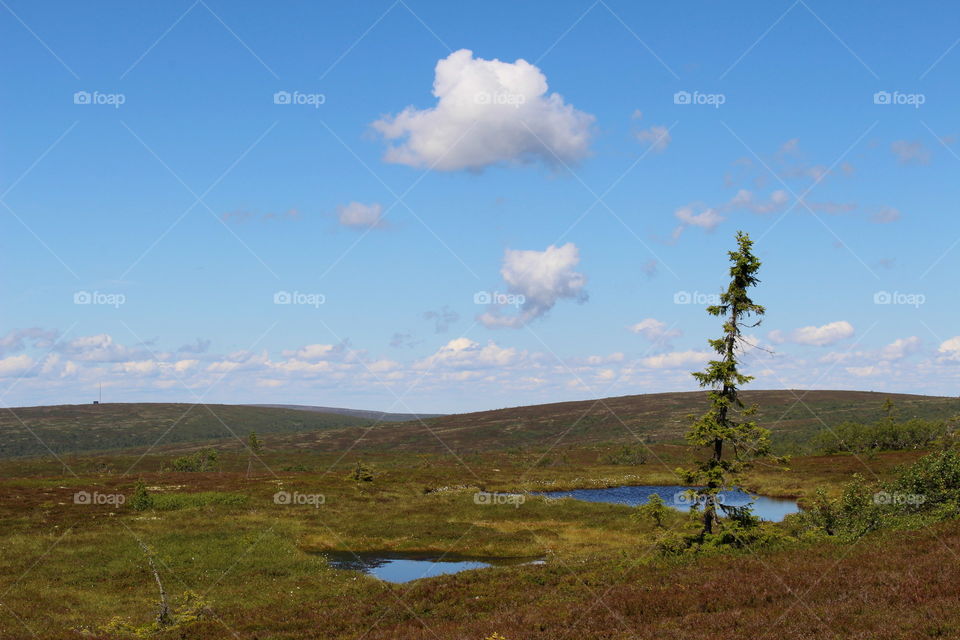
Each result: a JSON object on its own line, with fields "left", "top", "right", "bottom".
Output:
{"left": 1, "top": 233, "right": 959, "bottom": 639}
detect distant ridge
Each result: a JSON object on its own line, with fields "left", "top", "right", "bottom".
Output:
{"left": 0, "top": 403, "right": 374, "bottom": 459}
{"left": 246, "top": 404, "right": 445, "bottom": 422}
{"left": 5, "top": 391, "right": 957, "bottom": 459}
{"left": 257, "top": 389, "right": 960, "bottom": 453}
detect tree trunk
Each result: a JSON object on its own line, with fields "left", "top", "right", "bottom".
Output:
{"left": 704, "top": 305, "right": 739, "bottom": 536}
{"left": 139, "top": 542, "right": 171, "bottom": 627}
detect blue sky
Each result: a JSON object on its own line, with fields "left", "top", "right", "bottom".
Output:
{"left": 2, "top": 0, "right": 959, "bottom": 412}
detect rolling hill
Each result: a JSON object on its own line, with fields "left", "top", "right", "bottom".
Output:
{"left": 3, "top": 390, "right": 958, "bottom": 460}
{"left": 265, "top": 389, "right": 960, "bottom": 453}
{"left": 0, "top": 403, "right": 374, "bottom": 459}
{"left": 245, "top": 404, "right": 444, "bottom": 422}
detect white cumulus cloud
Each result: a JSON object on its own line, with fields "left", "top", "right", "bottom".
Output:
{"left": 938, "top": 336, "right": 960, "bottom": 361}
{"left": 639, "top": 349, "right": 711, "bottom": 369}
{"left": 416, "top": 337, "right": 520, "bottom": 370}
{"left": 0, "top": 354, "right": 34, "bottom": 378}
{"left": 672, "top": 204, "right": 724, "bottom": 239}
{"left": 628, "top": 318, "right": 681, "bottom": 346}
{"left": 880, "top": 336, "right": 921, "bottom": 360}
{"left": 479, "top": 243, "right": 587, "bottom": 328}
{"left": 372, "top": 49, "right": 594, "bottom": 171}
{"left": 769, "top": 321, "right": 855, "bottom": 347}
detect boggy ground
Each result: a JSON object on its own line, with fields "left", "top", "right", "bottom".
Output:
{"left": 0, "top": 446, "right": 943, "bottom": 639}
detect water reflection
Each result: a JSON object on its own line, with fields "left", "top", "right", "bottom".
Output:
{"left": 536, "top": 485, "right": 800, "bottom": 522}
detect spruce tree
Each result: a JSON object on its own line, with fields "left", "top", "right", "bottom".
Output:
{"left": 246, "top": 431, "right": 263, "bottom": 478}
{"left": 683, "top": 231, "right": 772, "bottom": 537}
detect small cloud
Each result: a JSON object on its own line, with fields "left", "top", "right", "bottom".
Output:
{"left": 389, "top": 332, "right": 419, "bottom": 349}
{"left": 478, "top": 243, "right": 587, "bottom": 328}
{"left": 337, "top": 202, "right": 386, "bottom": 229}
{"left": 177, "top": 338, "right": 211, "bottom": 354}
{"left": 768, "top": 321, "right": 854, "bottom": 347}
{"left": 845, "top": 365, "right": 887, "bottom": 377}
{"left": 422, "top": 306, "right": 459, "bottom": 333}
{"left": 222, "top": 210, "right": 254, "bottom": 223}
{"left": 0, "top": 354, "right": 35, "bottom": 378}
{"left": 730, "top": 189, "right": 790, "bottom": 215}
{"left": 0, "top": 328, "right": 58, "bottom": 356}
{"left": 280, "top": 342, "right": 348, "bottom": 362}
{"left": 416, "top": 337, "right": 520, "bottom": 370}
{"left": 628, "top": 318, "right": 681, "bottom": 347}
{"left": 937, "top": 336, "right": 960, "bottom": 362}
{"left": 871, "top": 206, "right": 901, "bottom": 224}
{"left": 778, "top": 138, "right": 800, "bottom": 155}
{"left": 880, "top": 336, "right": 921, "bottom": 360}
{"left": 891, "top": 140, "right": 931, "bottom": 165}
{"left": 635, "top": 125, "right": 671, "bottom": 153}
{"left": 672, "top": 204, "right": 724, "bottom": 239}
{"left": 639, "top": 349, "right": 710, "bottom": 369}
{"left": 802, "top": 200, "right": 858, "bottom": 215}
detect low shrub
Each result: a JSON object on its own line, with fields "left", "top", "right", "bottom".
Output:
{"left": 150, "top": 492, "right": 248, "bottom": 511}
{"left": 599, "top": 445, "right": 647, "bottom": 466}
{"left": 168, "top": 448, "right": 219, "bottom": 472}
{"left": 791, "top": 449, "right": 960, "bottom": 540}
{"left": 811, "top": 418, "right": 952, "bottom": 454}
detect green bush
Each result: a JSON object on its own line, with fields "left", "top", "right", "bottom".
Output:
{"left": 599, "top": 445, "right": 647, "bottom": 465}
{"left": 131, "top": 479, "right": 153, "bottom": 511}
{"left": 169, "top": 448, "right": 219, "bottom": 472}
{"left": 794, "top": 450, "right": 960, "bottom": 540}
{"left": 350, "top": 461, "right": 374, "bottom": 482}
{"left": 811, "top": 418, "right": 951, "bottom": 454}
{"left": 633, "top": 493, "right": 668, "bottom": 528}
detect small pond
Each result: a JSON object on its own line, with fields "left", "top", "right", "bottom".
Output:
{"left": 536, "top": 485, "right": 800, "bottom": 522}
{"left": 322, "top": 551, "right": 543, "bottom": 583}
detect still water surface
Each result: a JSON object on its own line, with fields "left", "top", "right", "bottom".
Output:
{"left": 537, "top": 485, "right": 800, "bottom": 522}
{"left": 323, "top": 551, "right": 542, "bottom": 583}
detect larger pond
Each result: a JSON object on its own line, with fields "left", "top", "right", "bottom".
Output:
{"left": 536, "top": 485, "right": 800, "bottom": 522}
{"left": 322, "top": 551, "right": 543, "bottom": 583}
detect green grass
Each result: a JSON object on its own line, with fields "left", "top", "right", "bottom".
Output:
{"left": 0, "top": 442, "right": 949, "bottom": 639}
{"left": 2, "top": 393, "right": 960, "bottom": 639}
{"left": 150, "top": 491, "right": 249, "bottom": 511}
